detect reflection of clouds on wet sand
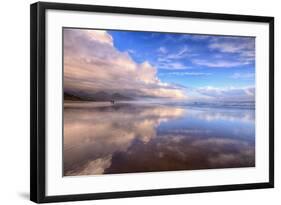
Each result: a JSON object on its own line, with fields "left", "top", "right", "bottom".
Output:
{"left": 64, "top": 103, "right": 255, "bottom": 176}
{"left": 71, "top": 156, "right": 113, "bottom": 175}
{"left": 64, "top": 103, "right": 185, "bottom": 176}
{"left": 189, "top": 108, "right": 255, "bottom": 123}
{"left": 105, "top": 134, "right": 254, "bottom": 174}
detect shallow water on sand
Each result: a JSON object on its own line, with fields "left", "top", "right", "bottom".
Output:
{"left": 63, "top": 102, "right": 255, "bottom": 176}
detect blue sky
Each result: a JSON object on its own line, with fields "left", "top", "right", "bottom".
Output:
{"left": 64, "top": 28, "right": 255, "bottom": 102}
{"left": 109, "top": 30, "right": 255, "bottom": 89}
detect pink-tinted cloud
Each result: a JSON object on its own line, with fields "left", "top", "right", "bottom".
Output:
{"left": 64, "top": 29, "right": 186, "bottom": 99}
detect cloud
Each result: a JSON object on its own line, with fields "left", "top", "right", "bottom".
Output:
{"left": 195, "top": 86, "right": 255, "bottom": 101}
{"left": 209, "top": 36, "right": 254, "bottom": 54}
{"left": 188, "top": 35, "right": 213, "bottom": 41}
{"left": 208, "top": 36, "right": 255, "bottom": 65}
{"left": 164, "top": 33, "right": 211, "bottom": 43}
{"left": 154, "top": 46, "right": 191, "bottom": 70}
{"left": 127, "top": 49, "right": 135, "bottom": 54}
{"left": 158, "top": 46, "right": 189, "bottom": 60}
{"left": 191, "top": 36, "right": 255, "bottom": 68}
{"left": 158, "top": 46, "right": 167, "bottom": 54}
{"left": 166, "top": 46, "right": 189, "bottom": 60}
{"left": 155, "top": 61, "right": 190, "bottom": 70}
{"left": 192, "top": 59, "right": 247, "bottom": 68}
{"left": 209, "top": 41, "right": 243, "bottom": 53}
{"left": 64, "top": 29, "right": 186, "bottom": 99}
{"left": 83, "top": 30, "right": 113, "bottom": 45}
{"left": 231, "top": 72, "right": 255, "bottom": 79}
{"left": 167, "top": 72, "right": 212, "bottom": 76}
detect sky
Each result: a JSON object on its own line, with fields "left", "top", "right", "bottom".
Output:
{"left": 64, "top": 28, "right": 255, "bottom": 102}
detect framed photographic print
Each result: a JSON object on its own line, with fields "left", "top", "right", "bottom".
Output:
{"left": 30, "top": 1, "right": 274, "bottom": 203}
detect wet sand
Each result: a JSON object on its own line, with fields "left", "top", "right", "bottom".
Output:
{"left": 63, "top": 102, "right": 255, "bottom": 176}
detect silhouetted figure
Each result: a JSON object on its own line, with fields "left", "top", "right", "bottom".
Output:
{"left": 110, "top": 100, "right": 115, "bottom": 104}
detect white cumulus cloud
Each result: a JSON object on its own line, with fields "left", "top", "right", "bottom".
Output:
{"left": 64, "top": 29, "right": 186, "bottom": 99}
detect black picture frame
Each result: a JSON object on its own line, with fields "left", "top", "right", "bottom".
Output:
{"left": 30, "top": 1, "right": 274, "bottom": 203}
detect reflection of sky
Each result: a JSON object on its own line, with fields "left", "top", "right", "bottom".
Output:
{"left": 158, "top": 108, "right": 255, "bottom": 141}
{"left": 64, "top": 103, "right": 255, "bottom": 176}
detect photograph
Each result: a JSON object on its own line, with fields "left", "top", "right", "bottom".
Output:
{"left": 63, "top": 28, "right": 256, "bottom": 176}
{"left": 29, "top": 2, "right": 274, "bottom": 203}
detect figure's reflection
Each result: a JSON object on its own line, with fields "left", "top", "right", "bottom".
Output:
{"left": 64, "top": 103, "right": 255, "bottom": 176}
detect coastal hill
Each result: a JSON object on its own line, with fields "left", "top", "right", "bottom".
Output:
{"left": 64, "top": 92, "right": 84, "bottom": 101}
{"left": 64, "top": 91, "right": 132, "bottom": 102}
